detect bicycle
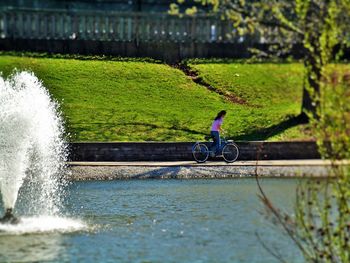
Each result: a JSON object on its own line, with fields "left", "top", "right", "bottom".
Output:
{"left": 192, "top": 135, "right": 239, "bottom": 163}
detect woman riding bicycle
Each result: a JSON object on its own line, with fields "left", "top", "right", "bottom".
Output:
{"left": 192, "top": 110, "right": 238, "bottom": 163}
{"left": 210, "top": 110, "right": 226, "bottom": 156}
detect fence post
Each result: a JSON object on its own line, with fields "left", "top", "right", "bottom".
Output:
{"left": 127, "top": 16, "right": 132, "bottom": 41}
{"left": 0, "top": 12, "right": 5, "bottom": 38}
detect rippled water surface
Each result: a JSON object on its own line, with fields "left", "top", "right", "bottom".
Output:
{"left": 0, "top": 179, "right": 304, "bottom": 262}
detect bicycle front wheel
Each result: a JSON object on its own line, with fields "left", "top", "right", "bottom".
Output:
{"left": 222, "top": 143, "right": 239, "bottom": 163}
{"left": 192, "top": 143, "right": 209, "bottom": 163}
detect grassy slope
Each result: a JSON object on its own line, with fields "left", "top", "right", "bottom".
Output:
{"left": 189, "top": 62, "right": 308, "bottom": 140}
{"left": 0, "top": 55, "right": 310, "bottom": 141}
{"left": 0, "top": 56, "right": 241, "bottom": 141}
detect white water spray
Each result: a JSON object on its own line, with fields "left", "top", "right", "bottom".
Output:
{"left": 0, "top": 71, "right": 67, "bottom": 215}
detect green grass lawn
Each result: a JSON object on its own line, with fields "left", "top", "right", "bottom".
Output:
{"left": 0, "top": 55, "right": 311, "bottom": 142}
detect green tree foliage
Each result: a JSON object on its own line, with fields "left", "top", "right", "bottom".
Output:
{"left": 303, "top": 69, "right": 350, "bottom": 261}
{"left": 258, "top": 69, "right": 350, "bottom": 262}
{"left": 170, "top": 0, "right": 350, "bottom": 118}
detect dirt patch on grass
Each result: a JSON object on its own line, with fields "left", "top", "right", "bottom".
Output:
{"left": 172, "top": 62, "right": 249, "bottom": 105}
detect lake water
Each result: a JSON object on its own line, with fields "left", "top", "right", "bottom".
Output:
{"left": 0, "top": 179, "right": 304, "bottom": 263}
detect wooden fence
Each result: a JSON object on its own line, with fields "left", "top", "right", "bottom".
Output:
{"left": 0, "top": 7, "right": 259, "bottom": 44}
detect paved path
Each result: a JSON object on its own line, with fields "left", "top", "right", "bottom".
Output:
{"left": 68, "top": 159, "right": 350, "bottom": 167}
{"left": 67, "top": 160, "right": 349, "bottom": 181}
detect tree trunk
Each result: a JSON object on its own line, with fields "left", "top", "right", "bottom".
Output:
{"left": 300, "top": 47, "right": 322, "bottom": 121}
{"left": 300, "top": 86, "right": 314, "bottom": 121}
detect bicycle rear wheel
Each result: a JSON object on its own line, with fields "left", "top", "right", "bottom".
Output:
{"left": 222, "top": 143, "right": 239, "bottom": 163}
{"left": 192, "top": 143, "right": 209, "bottom": 163}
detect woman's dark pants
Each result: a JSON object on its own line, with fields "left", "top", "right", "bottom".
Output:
{"left": 210, "top": 131, "right": 220, "bottom": 155}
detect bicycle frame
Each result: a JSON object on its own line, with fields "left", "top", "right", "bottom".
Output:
{"left": 209, "top": 137, "right": 231, "bottom": 155}
{"left": 192, "top": 134, "right": 239, "bottom": 162}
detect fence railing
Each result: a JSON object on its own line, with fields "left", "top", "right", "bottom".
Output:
{"left": 0, "top": 7, "right": 261, "bottom": 44}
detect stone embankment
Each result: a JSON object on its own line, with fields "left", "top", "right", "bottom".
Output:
{"left": 69, "top": 141, "right": 320, "bottom": 162}
{"left": 68, "top": 160, "right": 348, "bottom": 181}
{"left": 65, "top": 141, "right": 347, "bottom": 180}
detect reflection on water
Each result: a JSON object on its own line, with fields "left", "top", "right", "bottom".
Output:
{"left": 0, "top": 234, "right": 62, "bottom": 262}
{"left": 0, "top": 179, "right": 305, "bottom": 263}
{"left": 0, "top": 216, "right": 87, "bottom": 262}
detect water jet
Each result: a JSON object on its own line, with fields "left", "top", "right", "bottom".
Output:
{"left": 0, "top": 71, "right": 68, "bottom": 227}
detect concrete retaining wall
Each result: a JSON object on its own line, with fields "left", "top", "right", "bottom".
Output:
{"left": 69, "top": 141, "right": 321, "bottom": 161}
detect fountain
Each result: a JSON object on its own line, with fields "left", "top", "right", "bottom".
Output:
{"left": 0, "top": 71, "right": 68, "bottom": 225}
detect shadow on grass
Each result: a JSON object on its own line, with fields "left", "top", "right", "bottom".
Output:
{"left": 232, "top": 114, "right": 308, "bottom": 141}
{"left": 121, "top": 122, "right": 207, "bottom": 136}
{"left": 68, "top": 121, "right": 207, "bottom": 141}
{"left": 184, "top": 58, "right": 301, "bottom": 65}
{"left": 68, "top": 116, "right": 307, "bottom": 142}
